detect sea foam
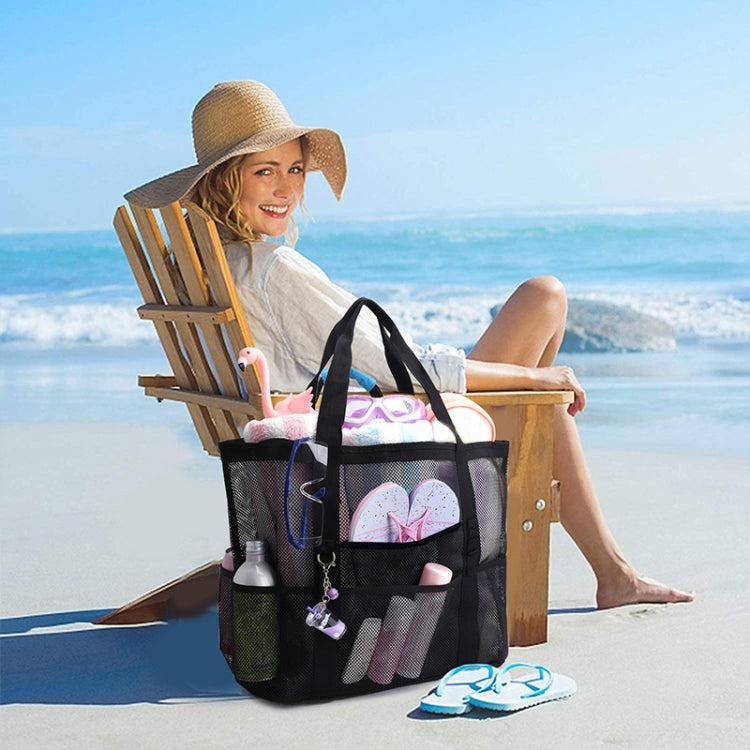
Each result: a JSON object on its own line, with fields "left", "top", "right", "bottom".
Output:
{"left": 5, "top": 288, "right": 746, "bottom": 350}
{"left": 0, "top": 296, "right": 152, "bottom": 347}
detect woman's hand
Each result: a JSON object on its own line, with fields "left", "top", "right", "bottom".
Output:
{"left": 531, "top": 365, "right": 586, "bottom": 416}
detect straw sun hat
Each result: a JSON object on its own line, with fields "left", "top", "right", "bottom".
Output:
{"left": 124, "top": 80, "right": 347, "bottom": 208}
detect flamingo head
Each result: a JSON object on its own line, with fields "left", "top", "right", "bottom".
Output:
{"left": 237, "top": 347, "right": 261, "bottom": 372}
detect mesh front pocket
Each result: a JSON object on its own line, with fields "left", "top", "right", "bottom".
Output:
{"left": 332, "top": 581, "right": 460, "bottom": 691}
{"left": 395, "top": 587, "right": 451, "bottom": 679}
{"left": 339, "top": 523, "right": 464, "bottom": 588}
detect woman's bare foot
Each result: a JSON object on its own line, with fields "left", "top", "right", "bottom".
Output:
{"left": 596, "top": 569, "right": 696, "bottom": 609}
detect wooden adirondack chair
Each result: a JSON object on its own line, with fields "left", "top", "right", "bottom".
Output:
{"left": 100, "top": 200, "right": 572, "bottom": 646}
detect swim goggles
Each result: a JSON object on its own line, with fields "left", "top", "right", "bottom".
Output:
{"left": 343, "top": 394, "right": 427, "bottom": 429}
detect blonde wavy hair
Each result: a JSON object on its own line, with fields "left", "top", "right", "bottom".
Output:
{"left": 191, "top": 141, "right": 306, "bottom": 247}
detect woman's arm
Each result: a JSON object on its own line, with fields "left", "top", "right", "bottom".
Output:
{"left": 465, "top": 359, "right": 586, "bottom": 416}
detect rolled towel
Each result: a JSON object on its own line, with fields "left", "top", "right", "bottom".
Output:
{"left": 243, "top": 413, "right": 318, "bottom": 443}
{"left": 342, "top": 420, "right": 433, "bottom": 446}
{"left": 244, "top": 414, "right": 437, "bottom": 445}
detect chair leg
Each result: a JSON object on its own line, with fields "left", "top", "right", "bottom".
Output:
{"left": 502, "top": 404, "right": 556, "bottom": 646}
{"left": 94, "top": 561, "right": 221, "bottom": 625}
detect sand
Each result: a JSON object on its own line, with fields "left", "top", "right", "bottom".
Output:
{"left": 1, "top": 422, "right": 749, "bottom": 749}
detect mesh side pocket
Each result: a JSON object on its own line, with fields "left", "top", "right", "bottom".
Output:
{"left": 475, "top": 560, "right": 508, "bottom": 665}
{"left": 233, "top": 587, "right": 317, "bottom": 702}
{"left": 218, "top": 566, "right": 234, "bottom": 665}
{"left": 468, "top": 455, "right": 507, "bottom": 562}
{"left": 232, "top": 585, "right": 279, "bottom": 683}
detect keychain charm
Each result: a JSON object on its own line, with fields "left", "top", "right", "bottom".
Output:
{"left": 306, "top": 552, "right": 347, "bottom": 640}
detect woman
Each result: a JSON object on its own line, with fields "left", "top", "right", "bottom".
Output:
{"left": 126, "top": 80, "right": 694, "bottom": 609}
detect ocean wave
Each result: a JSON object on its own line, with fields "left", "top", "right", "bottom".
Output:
{"left": 365, "top": 292, "right": 750, "bottom": 348}
{"left": 573, "top": 291, "right": 750, "bottom": 340}
{"left": 1, "top": 289, "right": 749, "bottom": 350}
{"left": 0, "top": 298, "right": 154, "bottom": 347}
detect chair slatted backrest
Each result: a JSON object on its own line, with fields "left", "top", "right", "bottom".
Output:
{"left": 114, "top": 201, "right": 263, "bottom": 455}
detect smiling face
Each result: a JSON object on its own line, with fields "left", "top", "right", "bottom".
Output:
{"left": 239, "top": 139, "right": 305, "bottom": 238}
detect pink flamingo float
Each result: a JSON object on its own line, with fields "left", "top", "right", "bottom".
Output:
{"left": 237, "top": 347, "right": 315, "bottom": 418}
{"left": 237, "top": 347, "right": 316, "bottom": 442}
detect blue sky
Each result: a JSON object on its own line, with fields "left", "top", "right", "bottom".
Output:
{"left": 1, "top": 0, "right": 748, "bottom": 231}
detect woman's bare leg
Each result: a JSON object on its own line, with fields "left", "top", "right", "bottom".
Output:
{"left": 467, "top": 276, "right": 695, "bottom": 607}
{"left": 470, "top": 276, "right": 568, "bottom": 372}
{"left": 553, "top": 407, "right": 694, "bottom": 606}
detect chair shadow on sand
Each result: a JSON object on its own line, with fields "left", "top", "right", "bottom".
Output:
{"left": 1, "top": 607, "right": 595, "bottom": 706}
{"left": 0, "top": 610, "right": 246, "bottom": 705}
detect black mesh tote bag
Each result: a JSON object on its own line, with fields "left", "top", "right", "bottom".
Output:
{"left": 219, "top": 298, "right": 508, "bottom": 702}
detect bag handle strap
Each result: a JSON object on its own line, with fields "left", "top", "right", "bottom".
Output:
{"left": 309, "top": 299, "right": 414, "bottom": 399}
{"left": 316, "top": 298, "right": 461, "bottom": 448}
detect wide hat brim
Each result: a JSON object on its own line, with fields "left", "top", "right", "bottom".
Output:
{"left": 124, "top": 125, "right": 346, "bottom": 208}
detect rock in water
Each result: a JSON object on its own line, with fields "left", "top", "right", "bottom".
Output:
{"left": 489, "top": 298, "right": 676, "bottom": 352}
{"left": 561, "top": 299, "right": 675, "bottom": 352}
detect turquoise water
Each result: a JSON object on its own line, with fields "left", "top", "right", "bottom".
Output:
{"left": 1, "top": 209, "right": 749, "bottom": 458}
{"left": 2, "top": 209, "right": 749, "bottom": 347}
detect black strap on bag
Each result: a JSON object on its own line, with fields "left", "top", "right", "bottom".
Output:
{"left": 308, "top": 301, "right": 414, "bottom": 401}
{"left": 311, "top": 298, "right": 482, "bottom": 665}
{"left": 314, "top": 299, "right": 459, "bottom": 441}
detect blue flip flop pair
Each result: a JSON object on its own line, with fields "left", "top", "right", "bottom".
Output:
{"left": 419, "top": 662, "right": 576, "bottom": 715}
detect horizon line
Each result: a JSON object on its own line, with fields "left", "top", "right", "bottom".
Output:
{"left": 2, "top": 201, "right": 749, "bottom": 236}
